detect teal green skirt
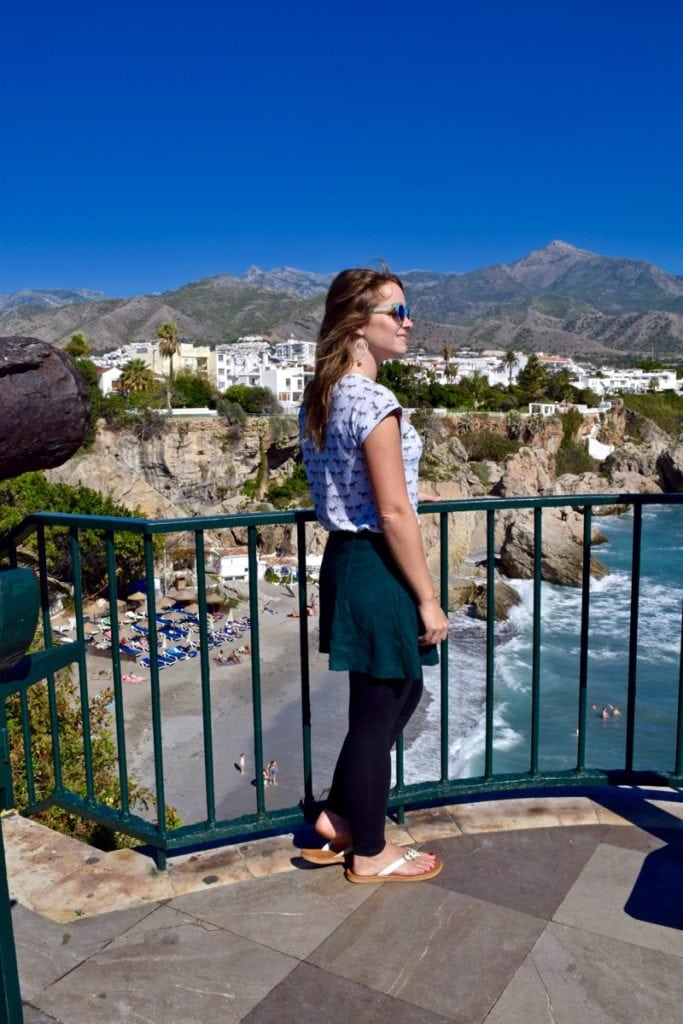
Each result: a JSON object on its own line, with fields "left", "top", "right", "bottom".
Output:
{"left": 318, "top": 530, "right": 439, "bottom": 680}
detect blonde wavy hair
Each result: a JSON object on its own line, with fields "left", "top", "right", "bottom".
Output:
{"left": 302, "top": 266, "right": 403, "bottom": 448}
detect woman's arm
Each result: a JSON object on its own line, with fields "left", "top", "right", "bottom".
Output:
{"left": 363, "top": 412, "right": 449, "bottom": 646}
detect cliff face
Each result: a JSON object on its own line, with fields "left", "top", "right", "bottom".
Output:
{"left": 45, "top": 416, "right": 298, "bottom": 518}
{"left": 44, "top": 406, "right": 678, "bottom": 592}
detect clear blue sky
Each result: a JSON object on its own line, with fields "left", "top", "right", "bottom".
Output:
{"left": 2, "top": 0, "right": 682, "bottom": 296}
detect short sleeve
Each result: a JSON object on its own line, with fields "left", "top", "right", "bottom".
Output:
{"left": 349, "top": 379, "right": 400, "bottom": 447}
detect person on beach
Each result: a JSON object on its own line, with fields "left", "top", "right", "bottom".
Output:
{"left": 299, "top": 267, "right": 448, "bottom": 884}
{"left": 239, "top": 753, "right": 245, "bottom": 775}
{"left": 267, "top": 759, "right": 278, "bottom": 785}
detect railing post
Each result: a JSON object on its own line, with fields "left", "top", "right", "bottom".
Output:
{"left": 439, "top": 511, "right": 450, "bottom": 783}
{"left": 576, "top": 506, "right": 592, "bottom": 772}
{"left": 625, "top": 504, "right": 643, "bottom": 773}
{"left": 0, "top": 815, "right": 23, "bottom": 1023}
{"left": 529, "top": 506, "right": 543, "bottom": 776}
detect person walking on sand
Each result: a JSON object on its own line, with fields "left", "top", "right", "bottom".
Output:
{"left": 239, "top": 753, "right": 245, "bottom": 775}
{"left": 268, "top": 759, "right": 278, "bottom": 786}
{"left": 298, "top": 267, "right": 447, "bottom": 884}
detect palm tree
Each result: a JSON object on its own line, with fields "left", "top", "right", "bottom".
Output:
{"left": 465, "top": 371, "right": 489, "bottom": 409}
{"left": 120, "top": 358, "right": 154, "bottom": 396}
{"left": 503, "top": 350, "right": 518, "bottom": 388}
{"left": 442, "top": 344, "right": 456, "bottom": 382}
{"left": 155, "top": 322, "right": 181, "bottom": 412}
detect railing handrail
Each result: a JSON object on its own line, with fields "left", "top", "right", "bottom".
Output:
{"left": 4, "top": 490, "right": 681, "bottom": 548}
{"left": 1, "top": 489, "right": 682, "bottom": 872}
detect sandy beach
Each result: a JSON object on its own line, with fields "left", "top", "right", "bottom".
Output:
{"left": 89, "top": 582, "right": 351, "bottom": 826}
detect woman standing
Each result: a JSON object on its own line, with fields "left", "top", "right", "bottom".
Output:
{"left": 300, "top": 267, "right": 448, "bottom": 883}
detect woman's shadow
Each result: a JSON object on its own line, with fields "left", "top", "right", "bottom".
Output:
{"left": 596, "top": 787, "right": 683, "bottom": 930}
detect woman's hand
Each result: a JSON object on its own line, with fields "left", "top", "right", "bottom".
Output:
{"left": 417, "top": 597, "right": 449, "bottom": 646}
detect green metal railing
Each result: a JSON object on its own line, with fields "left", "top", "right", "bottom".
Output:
{"left": 1, "top": 493, "right": 682, "bottom": 874}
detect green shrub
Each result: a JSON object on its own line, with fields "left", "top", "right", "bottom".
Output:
{"left": 264, "top": 462, "right": 311, "bottom": 508}
{"left": 7, "top": 665, "right": 180, "bottom": 849}
{"left": 506, "top": 411, "right": 523, "bottom": 439}
{"left": 525, "top": 413, "right": 547, "bottom": 438}
{"left": 461, "top": 431, "right": 520, "bottom": 462}
{"left": 469, "top": 462, "right": 492, "bottom": 487}
{"left": 241, "top": 478, "right": 259, "bottom": 499}
{"left": 621, "top": 392, "right": 683, "bottom": 436}
{"left": 555, "top": 441, "right": 595, "bottom": 476}
{"left": 560, "top": 409, "right": 584, "bottom": 445}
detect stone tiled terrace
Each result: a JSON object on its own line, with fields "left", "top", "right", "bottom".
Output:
{"left": 6, "top": 786, "right": 683, "bottom": 1024}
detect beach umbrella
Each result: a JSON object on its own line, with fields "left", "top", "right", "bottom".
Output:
{"left": 162, "top": 610, "right": 185, "bottom": 621}
{"left": 128, "top": 591, "right": 147, "bottom": 602}
{"left": 158, "top": 596, "right": 175, "bottom": 609}
{"left": 83, "top": 622, "right": 100, "bottom": 635}
{"left": 82, "top": 600, "right": 103, "bottom": 618}
{"left": 50, "top": 611, "right": 72, "bottom": 629}
{"left": 185, "top": 602, "right": 199, "bottom": 613}
{"left": 205, "top": 592, "right": 224, "bottom": 604}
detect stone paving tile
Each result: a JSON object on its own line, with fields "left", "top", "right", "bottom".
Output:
{"left": 31, "top": 904, "right": 298, "bottom": 1024}
{"left": 241, "top": 961, "right": 453, "bottom": 1024}
{"left": 427, "top": 825, "right": 607, "bottom": 920}
{"left": 166, "top": 841, "right": 253, "bottom": 894}
{"left": 445, "top": 796, "right": 600, "bottom": 834}
{"left": 237, "top": 833, "right": 301, "bottom": 879}
{"left": 486, "top": 921, "right": 683, "bottom": 1024}
{"left": 308, "top": 882, "right": 545, "bottom": 1023}
{"left": 23, "top": 1009, "right": 63, "bottom": 1024}
{"left": 169, "top": 860, "right": 374, "bottom": 959}
{"left": 13, "top": 901, "right": 157, "bottom": 1002}
{"left": 554, "top": 842, "right": 683, "bottom": 957}
{"left": 4, "top": 814, "right": 173, "bottom": 921}
{"left": 400, "top": 806, "right": 462, "bottom": 844}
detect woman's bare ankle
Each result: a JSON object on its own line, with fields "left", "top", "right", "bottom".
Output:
{"left": 315, "top": 810, "right": 353, "bottom": 849}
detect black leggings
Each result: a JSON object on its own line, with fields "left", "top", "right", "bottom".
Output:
{"left": 325, "top": 671, "right": 424, "bottom": 857}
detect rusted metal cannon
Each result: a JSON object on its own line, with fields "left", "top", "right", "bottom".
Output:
{"left": 0, "top": 334, "right": 91, "bottom": 1019}
{"left": 0, "top": 335, "right": 91, "bottom": 480}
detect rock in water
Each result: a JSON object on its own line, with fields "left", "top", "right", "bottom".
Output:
{"left": 657, "top": 443, "right": 683, "bottom": 493}
{"left": 0, "top": 336, "right": 91, "bottom": 480}
{"left": 499, "top": 508, "right": 609, "bottom": 585}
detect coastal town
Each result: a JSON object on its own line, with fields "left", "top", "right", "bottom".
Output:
{"left": 92, "top": 334, "right": 683, "bottom": 412}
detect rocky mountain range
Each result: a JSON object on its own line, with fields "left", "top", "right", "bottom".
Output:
{"left": 2, "top": 241, "right": 683, "bottom": 363}
{"left": 0, "top": 287, "right": 108, "bottom": 312}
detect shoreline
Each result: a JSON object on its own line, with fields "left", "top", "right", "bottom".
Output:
{"left": 91, "top": 584, "right": 351, "bottom": 825}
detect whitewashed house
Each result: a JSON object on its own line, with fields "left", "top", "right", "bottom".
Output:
{"left": 215, "top": 342, "right": 272, "bottom": 392}
{"left": 274, "top": 339, "right": 316, "bottom": 364}
{"left": 97, "top": 366, "right": 123, "bottom": 395}
{"left": 261, "top": 365, "right": 308, "bottom": 409}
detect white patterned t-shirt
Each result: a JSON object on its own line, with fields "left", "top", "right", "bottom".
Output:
{"left": 300, "top": 373, "right": 423, "bottom": 532}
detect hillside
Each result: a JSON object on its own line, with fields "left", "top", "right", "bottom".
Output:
{"left": 2, "top": 242, "right": 683, "bottom": 362}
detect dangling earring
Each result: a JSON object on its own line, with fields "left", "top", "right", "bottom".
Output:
{"left": 354, "top": 338, "right": 368, "bottom": 366}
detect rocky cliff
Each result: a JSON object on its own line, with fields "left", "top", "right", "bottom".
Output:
{"left": 44, "top": 406, "right": 681, "bottom": 605}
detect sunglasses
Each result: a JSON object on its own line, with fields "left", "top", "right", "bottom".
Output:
{"left": 369, "top": 302, "right": 412, "bottom": 323}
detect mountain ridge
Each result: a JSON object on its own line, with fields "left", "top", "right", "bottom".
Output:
{"left": 2, "top": 242, "right": 682, "bottom": 362}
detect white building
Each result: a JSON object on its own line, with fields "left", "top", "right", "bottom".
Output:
{"left": 261, "top": 365, "right": 308, "bottom": 409}
{"left": 95, "top": 340, "right": 215, "bottom": 381}
{"left": 215, "top": 342, "right": 272, "bottom": 392}
{"left": 274, "top": 339, "right": 316, "bottom": 364}
{"left": 97, "top": 366, "right": 123, "bottom": 395}
{"left": 573, "top": 367, "right": 681, "bottom": 395}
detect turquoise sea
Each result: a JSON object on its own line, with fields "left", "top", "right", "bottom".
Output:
{"left": 410, "top": 504, "right": 683, "bottom": 782}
